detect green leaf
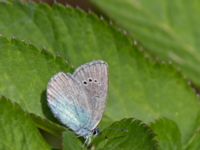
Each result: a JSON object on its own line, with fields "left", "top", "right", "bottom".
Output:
{"left": 0, "top": 36, "right": 71, "bottom": 138}
{"left": 184, "top": 112, "right": 200, "bottom": 150}
{"left": 185, "top": 130, "right": 200, "bottom": 150}
{"left": 91, "top": 0, "right": 200, "bottom": 86}
{"left": 30, "top": 114, "right": 66, "bottom": 137}
{"left": 0, "top": 36, "right": 70, "bottom": 119}
{"left": 151, "top": 118, "right": 182, "bottom": 150}
{"left": 0, "top": 96, "right": 50, "bottom": 150}
{"left": 93, "top": 118, "right": 158, "bottom": 150}
{"left": 0, "top": 2, "right": 199, "bottom": 146}
{"left": 62, "top": 131, "right": 84, "bottom": 150}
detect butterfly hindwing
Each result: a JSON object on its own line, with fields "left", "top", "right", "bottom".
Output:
{"left": 73, "top": 60, "right": 108, "bottom": 129}
{"left": 47, "top": 72, "right": 92, "bottom": 133}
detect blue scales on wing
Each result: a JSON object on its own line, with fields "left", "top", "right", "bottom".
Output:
{"left": 47, "top": 72, "right": 92, "bottom": 137}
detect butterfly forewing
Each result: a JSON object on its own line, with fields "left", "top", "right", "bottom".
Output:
{"left": 73, "top": 60, "right": 108, "bottom": 129}
{"left": 47, "top": 72, "right": 92, "bottom": 133}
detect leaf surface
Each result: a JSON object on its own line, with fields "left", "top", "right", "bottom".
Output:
{"left": 93, "top": 118, "right": 158, "bottom": 150}
{"left": 91, "top": 0, "right": 200, "bottom": 86}
{"left": 151, "top": 118, "right": 182, "bottom": 150}
{"left": 0, "top": 96, "right": 50, "bottom": 150}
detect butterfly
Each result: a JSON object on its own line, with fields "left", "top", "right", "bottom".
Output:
{"left": 47, "top": 60, "right": 108, "bottom": 144}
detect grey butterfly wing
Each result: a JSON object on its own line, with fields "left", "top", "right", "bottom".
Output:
{"left": 47, "top": 72, "right": 92, "bottom": 135}
{"left": 73, "top": 60, "right": 108, "bottom": 129}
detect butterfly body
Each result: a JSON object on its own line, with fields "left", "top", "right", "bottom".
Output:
{"left": 47, "top": 60, "right": 108, "bottom": 141}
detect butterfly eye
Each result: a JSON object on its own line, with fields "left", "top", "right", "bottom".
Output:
{"left": 94, "top": 80, "right": 97, "bottom": 83}
{"left": 88, "top": 78, "right": 92, "bottom": 82}
{"left": 92, "top": 128, "right": 100, "bottom": 136}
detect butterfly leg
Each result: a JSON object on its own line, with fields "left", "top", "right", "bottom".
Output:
{"left": 84, "top": 136, "right": 92, "bottom": 146}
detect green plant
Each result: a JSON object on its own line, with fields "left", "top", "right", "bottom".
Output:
{"left": 0, "top": 1, "right": 200, "bottom": 149}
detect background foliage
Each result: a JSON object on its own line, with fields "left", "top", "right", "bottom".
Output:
{"left": 0, "top": 0, "right": 200, "bottom": 149}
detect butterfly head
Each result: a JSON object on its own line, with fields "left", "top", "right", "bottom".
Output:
{"left": 83, "top": 128, "right": 100, "bottom": 146}
{"left": 76, "top": 127, "right": 100, "bottom": 138}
